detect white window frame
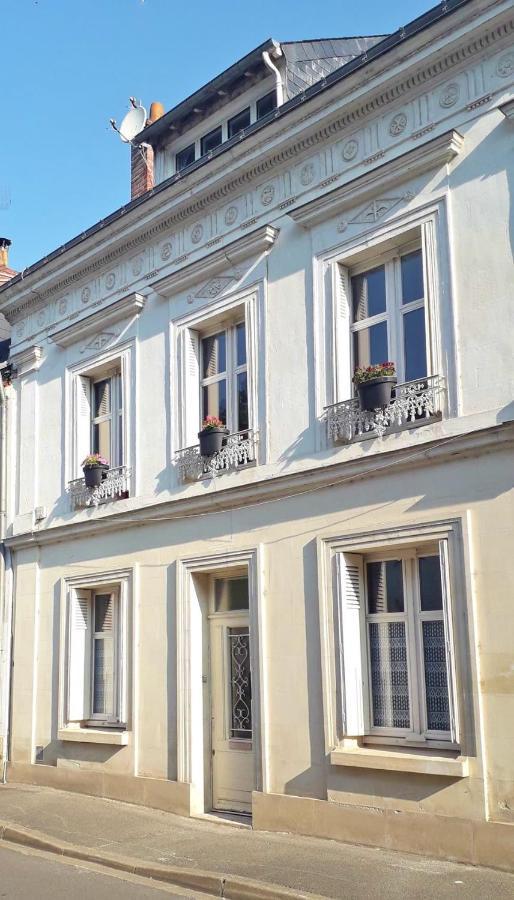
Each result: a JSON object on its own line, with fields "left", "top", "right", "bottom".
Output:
{"left": 67, "top": 344, "right": 134, "bottom": 483}
{"left": 199, "top": 319, "right": 248, "bottom": 434}
{"left": 60, "top": 569, "right": 132, "bottom": 730}
{"left": 349, "top": 239, "right": 427, "bottom": 386}
{"left": 318, "top": 520, "right": 467, "bottom": 757}
{"left": 173, "top": 290, "right": 260, "bottom": 456}
{"left": 90, "top": 368, "right": 123, "bottom": 467}
{"left": 90, "top": 588, "right": 120, "bottom": 723}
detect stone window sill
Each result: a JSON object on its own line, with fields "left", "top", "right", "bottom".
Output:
{"left": 58, "top": 727, "right": 129, "bottom": 746}
{"left": 330, "top": 745, "right": 469, "bottom": 777}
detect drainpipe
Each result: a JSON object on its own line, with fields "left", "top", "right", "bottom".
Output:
{"left": 0, "top": 369, "right": 11, "bottom": 783}
{"left": 262, "top": 43, "right": 285, "bottom": 107}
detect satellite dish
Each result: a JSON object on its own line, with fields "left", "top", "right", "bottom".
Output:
{"left": 118, "top": 104, "right": 147, "bottom": 143}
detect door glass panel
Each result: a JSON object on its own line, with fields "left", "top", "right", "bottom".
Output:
{"left": 353, "top": 321, "right": 388, "bottom": 369}
{"left": 93, "top": 638, "right": 114, "bottom": 716}
{"left": 202, "top": 332, "right": 226, "bottom": 377}
{"left": 422, "top": 620, "right": 451, "bottom": 731}
{"left": 401, "top": 250, "right": 424, "bottom": 304}
{"left": 368, "top": 621, "right": 410, "bottom": 728}
{"left": 236, "top": 372, "right": 249, "bottom": 432}
{"left": 367, "top": 560, "right": 404, "bottom": 613}
{"left": 214, "top": 577, "right": 249, "bottom": 612}
{"left": 202, "top": 380, "right": 227, "bottom": 424}
{"left": 403, "top": 307, "right": 427, "bottom": 381}
{"left": 228, "top": 627, "right": 252, "bottom": 739}
{"left": 351, "top": 266, "right": 386, "bottom": 320}
{"left": 419, "top": 556, "right": 443, "bottom": 611}
{"left": 93, "top": 420, "right": 111, "bottom": 460}
{"left": 236, "top": 322, "right": 247, "bottom": 366}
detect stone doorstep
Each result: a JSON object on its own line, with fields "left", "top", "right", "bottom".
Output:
{"left": 0, "top": 822, "right": 322, "bottom": 900}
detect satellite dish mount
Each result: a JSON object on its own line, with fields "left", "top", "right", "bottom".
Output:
{"left": 110, "top": 98, "right": 147, "bottom": 144}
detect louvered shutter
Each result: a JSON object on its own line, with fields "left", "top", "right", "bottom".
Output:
{"left": 185, "top": 329, "right": 200, "bottom": 445}
{"left": 337, "top": 552, "right": 366, "bottom": 737}
{"left": 120, "top": 353, "right": 130, "bottom": 467}
{"left": 333, "top": 264, "right": 353, "bottom": 403}
{"left": 68, "top": 590, "right": 92, "bottom": 722}
{"left": 439, "top": 539, "right": 458, "bottom": 743}
{"left": 75, "top": 375, "right": 91, "bottom": 475}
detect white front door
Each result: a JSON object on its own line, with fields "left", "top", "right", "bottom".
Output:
{"left": 210, "top": 607, "right": 254, "bottom": 814}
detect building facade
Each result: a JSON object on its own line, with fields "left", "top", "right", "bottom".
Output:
{"left": 0, "top": 0, "right": 513, "bottom": 870}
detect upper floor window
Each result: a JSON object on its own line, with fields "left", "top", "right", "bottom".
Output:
{"left": 256, "top": 90, "right": 277, "bottom": 119}
{"left": 176, "top": 143, "right": 196, "bottom": 172}
{"left": 90, "top": 371, "right": 123, "bottom": 467}
{"left": 201, "top": 125, "right": 223, "bottom": 157}
{"left": 350, "top": 246, "right": 427, "bottom": 385}
{"left": 228, "top": 107, "right": 251, "bottom": 138}
{"left": 200, "top": 322, "right": 248, "bottom": 434}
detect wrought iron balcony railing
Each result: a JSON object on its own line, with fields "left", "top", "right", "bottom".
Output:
{"left": 68, "top": 465, "right": 131, "bottom": 509}
{"left": 325, "top": 375, "right": 445, "bottom": 443}
{"left": 176, "top": 430, "right": 257, "bottom": 482}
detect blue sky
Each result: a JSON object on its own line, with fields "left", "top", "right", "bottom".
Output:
{"left": 2, "top": 0, "right": 431, "bottom": 272}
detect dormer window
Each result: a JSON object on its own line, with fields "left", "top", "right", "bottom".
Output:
{"left": 176, "top": 143, "right": 196, "bottom": 172}
{"left": 201, "top": 125, "right": 223, "bottom": 157}
{"left": 256, "top": 90, "right": 277, "bottom": 120}
{"left": 228, "top": 107, "right": 251, "bottom": 138}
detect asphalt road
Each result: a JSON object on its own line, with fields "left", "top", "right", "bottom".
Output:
{"left": 0, "top": 844, "right": 210, "bottom": 899}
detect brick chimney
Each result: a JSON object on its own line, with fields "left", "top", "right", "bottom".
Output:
{"left": 130, "top": 143, "right": 155, "bottom": 200}
{"left": 0, "top": 238, "right": 16, "bottom": 286}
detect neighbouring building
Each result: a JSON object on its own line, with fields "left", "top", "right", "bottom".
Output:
{"left": 0, "top": 0, "right": 513, "bottom": 870}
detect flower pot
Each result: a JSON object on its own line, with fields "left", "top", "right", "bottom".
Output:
{"left": 357, "top": 376, "right": 397, "bottom": 411}
{"left": 198, "top": 427, "right": 228, "bottom": 457}
{"left": 83, "top": 464, "right": 109, "bottom": 488}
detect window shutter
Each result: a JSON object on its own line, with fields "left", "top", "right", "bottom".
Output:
{"left": 439, "top": 539, "right": 458, "bottom": 743}
{"left": 68, "top": 589, "right": 92, "bottom": 722}
{"left": 185, "top": 329, "right": 200, "bottom": 445}
{"left": 336, "top": 552, "right": 366, "bottom": 737}
{"left": 120, "top": 354, "right": 130, "bottom": 467}
{"left": 333, "top": 264, "right": 353, "bottom": 402}
{"left": 75, "top": 375, "right": 91, "bottom": 475}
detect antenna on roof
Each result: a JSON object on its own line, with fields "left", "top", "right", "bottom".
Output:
{"left": 110, "top": 98, "right": 147, "bottom": 144}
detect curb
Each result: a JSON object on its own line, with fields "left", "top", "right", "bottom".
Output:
{"left": 0, "top": 821, "right": 322, "bottom": 900}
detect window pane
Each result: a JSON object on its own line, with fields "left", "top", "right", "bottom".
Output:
{"left": 351, "top": 266, "right": 386, "bottom": 321}
{"left": 93, "top": 638, "right": 114, "bottom": 716}
{"left": 214, "top": 577, "right": 249, "bottom": 612}
{"left": 369, "top": 621, "right": 410, "bottom": 729}
{"left": 200, "top": 126, "right": 222, "bottom": 156}
{"left": 117, "top": 413, "right": 123, "bottom": 467}
{"left": 228, "top": 107, "right": 251, "bottom": 138}
{"left": 353, "top": 321, "right": 388, "bottom": 369}
{"left": 367, "top": 560, "right": 404, "bottom": 613}
{"left": 228, "top": 627, "right": 252, "bottom": 739}
{"left": 176, "top": 143, "right": 196, "bottom": 171}
{"left": 94, "top": 594, "right": 113, "bottom": 633}
{"left": 422, "top": 620, "right": 451, "bottom": 731}
{"left": 202, "top": 380, "right": 227, "bottom": 424}
{"left": 256, "top": 90, "right": 276, "bottom": 119}
{"left": 202, "top": 332, "right": 226, "bottom": 377}
{"left": 236, "top": 322, "right": 246, "bottom": 366}
{"left": 93, "top": 420, "right": 111, "bottom": 460}
{"left": 93, "top": 379, "right": 111, "bottom": 417}
{"left": 401, "top": 250, "right": 424, "bottom": 304}
{"left": 403, "top": 307, "right": 427, "bottom": 381}
{"left": 237, "top": 371, "right": 249, "bottom": 432}
{"left": 419, "top": 556, "right": 443, "bottom": 611}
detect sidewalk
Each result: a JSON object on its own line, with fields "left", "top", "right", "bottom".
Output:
{"left": 1, "top": 783, "right": 513, "bottom": 899}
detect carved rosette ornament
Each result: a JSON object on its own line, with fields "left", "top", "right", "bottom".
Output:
{"left": 81, "top": 286, "right": 91, "bottom": 304}
{"left": 300, "top": 163, "right": 315, "bottom": 186}
{"left": 160, "top": 242, "right": 173, "bottom": 261}
{"left": 131, "top": 256, "right": 144, "bottom": 276}
{"left": 389, "top": 113, "right": 408, "bottom": 136}
{"left": 58, "top": 298, "right": 68, "bottom": 315}
{"left": 224, "top": 206, "right": 238, "bottom": 226}
{"left": 260, "top": 184, "right": 275, "bottom": 206}
{"left": 439, "top": 83, "right": 460, "bottom": 108}
{"left": 342, "top": 139, "right": 359, "bottom": 161}
{"left": 496, "top": 53, "right": 514, "bottom": 78}
{"left": 105, "top": 272, "right": 116, "bottom": 290}
{"left": 191, "top": 223, "right": 203, "bottom": 244}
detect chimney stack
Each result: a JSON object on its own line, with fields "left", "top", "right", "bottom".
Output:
{"left": 130, "top": 101, "right": 165, "bottom": 201}
{"left": 0, "top": 238, "right": 16, "bottom": 286}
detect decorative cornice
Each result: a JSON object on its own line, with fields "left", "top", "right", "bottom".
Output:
{"left": 499, "top": 98, "right": 514, "bottom": 119}
{"left": 151, "top": 225, "right": 279, "bottom": 297}
{"left": 48, "top": 292, "right": 146, "bottom": 348}
{"left": 288, "top": 129, "right": 464, "bottom": 228}
{"left": 10, "top": 345, "right": 43, "bottom": 377}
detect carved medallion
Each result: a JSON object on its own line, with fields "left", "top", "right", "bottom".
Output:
{"left": 81, "top": 286, "right": 91, "bottom": 304}
{"left": 105, "top": 272, "right": 116, "bottom": 290}
{"left": 389, "top": 113, "right": 408, "bottom": 136}
{"left": 342, "top": 139, "right": 359, "bottom": 161}
{"left": 225, "top": 206, "right": 238, "bottom": 226}
{"left": 160, "top": 241, "right": 173, "bottom": 261}
{"left": 191, "top": 223, "right": 203, "bottom": 244}
{"left": 37, "top": 309, "right": 46, "bottom": 327}
{"left": 496, "top": 53, "right": 514, "bottom": 78}
{"left": 439, "top": 83, "right": 460, "bottom": 108}
{"left": 260, "top": 184, "right": 275, "bottom": 206}
{"left": 337, "top": 220, "right": 348, "bottom": 233}
{"left": 131, "top": 256, "right": 144, "bottom": 276}
{"left": 300, "top": 162, "right": 315, "bottom": 186}
{"left": 58, "top": 297, "right": 68, "bottom": 315}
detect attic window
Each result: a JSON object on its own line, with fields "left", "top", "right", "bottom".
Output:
{"left": 176, "top": 143, "right": 196, "bottom": 171}
{"left": 256, "top": 90, "right": 277, "bottom": 120}
{"left": 228, "top": 107, "right": 251, "bottom": 138}
{"left": 201, "top": 126, "right": 223, "bottom": 156}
